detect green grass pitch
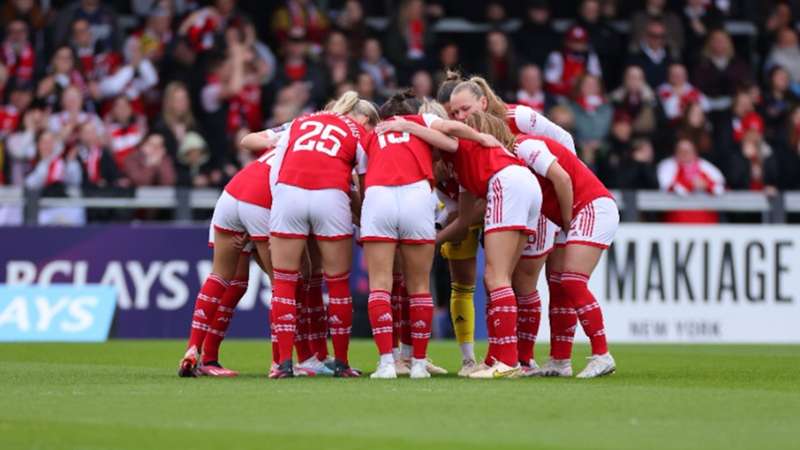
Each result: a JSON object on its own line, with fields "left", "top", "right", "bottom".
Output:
{"left": 1, "top": 340, "right": 798, "bottom": 450}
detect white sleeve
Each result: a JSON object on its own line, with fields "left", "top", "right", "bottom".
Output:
{"left": 355, "top": 142, "right": 368, "bottom": 175}
{"left": 515, "top": 104, "right": 576, "bottom": 154}
{"left": 6, "top": 130, "right": 36, "bottom": 160}
{"left": 269, "top": 127, "right": 291, "bottom": 189}
{"left": 544, "top": 52, "right": 563, "bottom": 84}
{"left": 99, "top": 65, "right": 134, "bottom": 98}
{"left": 515, "top": 138, "right": 557, "bottom": 176}
{"left": 657, "top": 158, "right": 687, "bottom": 194}
{"left": 587, "top": 52, "right": 602, "bottom": 77}
{"left": 134, "top": 59, "right": 159, "bottom": 91}
{"left": 421, "top": 113, "right": 441, "bottom": 127}
{"left": 699, "top": 159, "right": 726, "bottom": 195}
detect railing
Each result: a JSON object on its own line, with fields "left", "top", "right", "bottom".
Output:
{"left": 0, "top": 186, "right": 797, "bottom": 225}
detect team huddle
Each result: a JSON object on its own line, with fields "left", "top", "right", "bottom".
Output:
{"left": 177, "top": 71, "right": 619, "bottom": 380}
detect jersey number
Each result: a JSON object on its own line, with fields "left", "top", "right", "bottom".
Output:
{"left": 377, "top": 131, "right": 410, "bottom": 149}
{"left": 294, "top": 121, "right": 348, "bottom": 156}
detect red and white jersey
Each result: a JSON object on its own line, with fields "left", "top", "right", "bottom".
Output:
{"left": 657, "top": 82, "right": 710, "bottom": 121}
{"left": 225, "top": 149, "right": 275, "bottom": 208}
{"left": 0, "top": 105, "right": 20, "bottom": 137}
{"left": 271, "top": 111, "right": 367, "bottom": 192}
{"left": 441, "top": 139, "right": 523, "bottom": 199}
{"left": 364, "top": 114, "right": 440, "bottom": 188}
{"left": 514, "top": 134, "right": 611, "bottom": 229}
{"left": 505, "top": 103, "right": 575, "bottom": 153}
{"left": 656, "top": 156, "right": 725, "bottom": 196}
{"left": 107, "top": 119, "right": 146, "bottom": 168}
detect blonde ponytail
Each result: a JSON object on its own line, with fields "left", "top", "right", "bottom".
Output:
{"left": 467, "top": 76, "right": 507, "bottom": 120}
{"left": 465, "top": 111, "right": 515, "bottom": 150}
{"left": 328, "top": 91, "right": 380, "bottom": 127}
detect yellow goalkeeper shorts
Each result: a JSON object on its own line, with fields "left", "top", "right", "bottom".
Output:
{"left": 441, "top": 225, "right": 481, "bottom": 260}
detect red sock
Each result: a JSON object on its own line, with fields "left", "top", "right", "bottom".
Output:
{"left": 399, "top": 280, "right": 412, "bottom": 348}
{"left": 548, "top": 272, "right": 577, "bottom": 360}
{"left": 484, "top": 286, "right": 497, "bottom": 366}
{"left": 368, "top": 289, "right": 393, "bottom": 355}
{"left": 294, "top": 277, "right": 314, "bottom": 363}
{"left": 561, "top": 272, "right": 608, "bottom": 355}
{"left": 409, "top": 293, "right": 434, "bottom": 359}
{"left": 270, "top": 307, "right": 279, "bottom": 365}
{"left": 187, "top": 273, "right": 229, "bottom": 350}
{"left": 202, "top": 278, "right": 248, "bottom": 364}
{"left": 516, "top": 290, "right": 541, "bottom": 364}
{"left": 325, "top": 271, "right": 353, "bottom": 364}
{"left": 306, "top": 274, "right": 328, "bottom": 359}
{"left": 391, "top": 273, "right": 403, "bottom": 349}
{"left": 487, "top": 287, "right": 518, "bottom": 366}
{"left": 271, "top": 269, "right": 299, "bottom": 364}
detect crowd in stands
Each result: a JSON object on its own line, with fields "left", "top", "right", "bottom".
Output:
{"left": 1, "top": 0, "right": 800, "bottom": 224}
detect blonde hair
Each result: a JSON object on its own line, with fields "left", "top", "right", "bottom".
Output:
{"left": 452, "top": 76, "right": 507, "bottom": 120}
{"left": 328, "top": 91, "right": 379, "bottom": 126}
{"left": 418, "top": 99, "right": 448, "bottom": 119}
{"left": 465, "top": 110, "right": 515, "bottom": 150}
{"left": 162, "top": 81, "right": 196, "bottom": 129}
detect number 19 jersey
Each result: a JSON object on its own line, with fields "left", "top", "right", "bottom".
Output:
{"left": 277, "top": 111, "right": 368, "bottom": 192}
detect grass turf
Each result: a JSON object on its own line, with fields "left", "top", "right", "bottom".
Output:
{"left": 0, "top": 340, "right": 798, "bottom": 450}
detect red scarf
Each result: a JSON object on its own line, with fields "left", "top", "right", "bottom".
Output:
{"left": 45, "top": 158, "right": 65, "bottom": 185}
{"left": 407, "top": 19, "right": 425, "bottom": 58}
{"left": 84, "top": 146, "right": 102, "bottom": 184}
{"left": 2, "top": 41, "right": 35, "bottom": 81}
{"left": 577, "top": 94, "right": 605, "bottom": 113}
{"left": 227, "top": 83, "right": 263, "bottom": 134}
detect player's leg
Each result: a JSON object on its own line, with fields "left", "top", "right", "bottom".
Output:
{"left": 535, "top": 245, "right": 575, "bottom": 377}
{"left": 562, "top": 198, "right": 619, "bottom": 379}
{"left": 305, "top": 239, "right": 329, "bottom": 363}
{"left": 512, "top": 255, "right": 545, "bottom": 371}
{"left": 399, "top": 242, "right": 436, "bottom": 378}
{"left": 442, "top": 234, "right": 479, "bottom": 376}
{"left": 364, "top": 241, "right": 398, "bottom": 378}
{"left": 198, "top": 251, "right": 252, "bottom": 377}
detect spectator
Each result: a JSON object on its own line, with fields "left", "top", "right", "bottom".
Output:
{"left": 681, "top": 0, "right": 724, "bottom": 63}
{"left": 5, "top": 106, "right": 47, "bottom": 187}
{"left": 544, "top": 25, "right": 602, "bottom": 99}
{"left": 515, "top": 0, "right": 559, "bottom": 69}
{"left": 777, "top": 105, "right": 800, "bottom": 189}
{"left": 1, "top": 19, "right": 34, "bottom": 84}
{"left": 760, "top": 66, "right": 799, "bottom": 145}
{"left": 765, "top": 28, "right": 800, "bottom": 91}
{"left": 25, "top": 130, "right": 86, "bottom": 225}
{"left": 123, "top": 132, "right": 176, "bottom": 187}
{"left": 224, "top": 29, "right": 267, "bottom": 136}
{"left": 176, "top": 131, "right": 224, "bottom": 188}
{"left": 485, "top": 1, "right": 507, "bottom": 26}
{"left": 335, "top": 0, "right": 368, "bottom": 52}
{"left": 726, "top": 117, "right": 779, "bottom": 194}
{"left": 598, "top": 113, "right": 634, "bottom": 187}
{"left": 548, "top": 103, "right": 576, "bottom": 136}
{"left": 627, "top": 19, "right": 674, "bottom": 90}
{"left": 271, "top": 0, "right": 331, "bottom": 54}
{"left": 48, "top": 85, "right": 103, "bottom": 145}
{"left": 568, "top": 74, "right": 612, "bottom": 167}
{"left": 267, "top": 85, "right": 305, "bottom": 128}
{"left": 0, "top": 0, "right": 47, "bottom": 31}
{"left": 618, "top": 138, "right": 660, "bottom": 190}
{"left": 575, "top": 0, "right": 623, "bottom": 87}
{"left": 178, "top": 6, "right": 224, "bottom": 54}
{"left": 322, "top": 30, "right": 356, "bottom": 89}
{"left": 274, "top": 29, "right": 327, "bottom": 107}
{"left": 0, "top": 80, "right": 32, "bottom": 138}
{"left": 482, "top": 30, "right": 518, "bottom": 100}
{"left": 609, "top": 65, "right": 660, "bottom": 138}
{"left": 515, "top": 64, "right": 553, "bottom": 114}
{"left": 70, "top": 18, "right": 122, "bottom": 84}
{"left": 360, "top": 37, "right": 397, "bottom": 98}
{"left": 76, "top": 120, "right": 128, "bottom": 190}
{"left": 127, "top": 4, "right": 174, "bottom": 68}
{"left": 433, "top": 41, "right": 459, "bottom": 86}
{"left": 657, "top": 138, "right": 725, "bottom": 223}
{"left": 658, "top": 63, "right": 710, "bottom": 123}
{"left": 152, "top": 81, "right": 197, "bottom": 162}
{"left": 356, "top": 71, "right": 384, "bottom": 104}
{"left": 759, "top": 2, "right": 793, "bottom": 57}
{"left": 411, "top": 69, "right": 434, "bottom": 99}
{"left": 693, "top": 30, "right": 753, "bottom": 111}
{"left": 36, "top": 46, "right": 89, "bottom": 110}
{"left": 54, "top": 0, "right": 121, "bottom": 53}
{"left": 677, "top": 102, "right": 716, "bottom": 163}
{"left": 105, "top": 96, "right": 147, "bottom": 170}
{"left": 384, "top": 0, "right": 435, "bottom": 83}
{"left": 731, "top": 91, "right": 763, "bottom": 143}
{"left": 630, "top": 0, "right": 685, "bottom": 58}
{"left": 97, "top": 38, "right": 159, "bottom": 113}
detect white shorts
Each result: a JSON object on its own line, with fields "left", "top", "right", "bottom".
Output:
{"left": 555, "top": 196, "right": 619, "bottom": 249}
{"left": 484, "top": 165, "right": 541, "bottom": 235}
{"left": 521, "top": 215, "right": 559, "bottom": 259}
{"left": 270, "top": 183, "right": 353, "bottom": 240}
{"left": 361, "top": 180, "right": 436, "bottom": 244}
{"left": 208, "top": 191, "right": 271, "bottom": 253}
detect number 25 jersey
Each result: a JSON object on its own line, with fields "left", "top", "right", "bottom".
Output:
{"left": 275, "top": 111, "right": 368, "bottom": 192}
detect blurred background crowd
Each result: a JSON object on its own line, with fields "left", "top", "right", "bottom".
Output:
{"left": 1, "top": 0, "right": 800, "bottom": 225}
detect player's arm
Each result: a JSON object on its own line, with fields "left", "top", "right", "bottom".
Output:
{"left": 375, "top": 117, "right": 458, "bottom": 152}
{"left": 436, "top": 190, "right": 480, "bottom": 244}
{"left": 240, "top": 130, "right": 279, "bottom": 151}
{"left": 517, "top": 138, "right": 573, "bottom": 226}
